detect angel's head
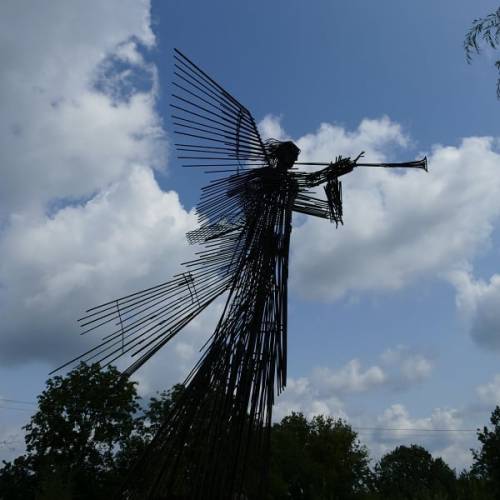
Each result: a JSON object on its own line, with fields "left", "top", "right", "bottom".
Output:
{"left": 265, "top": 140, "right": 300, "bottom": 170}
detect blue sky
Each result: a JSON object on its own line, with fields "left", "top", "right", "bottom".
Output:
{"left": 2, "top": 0, "right": 500, "bottom": 469}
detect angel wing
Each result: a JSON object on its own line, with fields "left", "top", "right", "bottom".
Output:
{"left": 172, "top": 49, "right": 270, "bottom": 173}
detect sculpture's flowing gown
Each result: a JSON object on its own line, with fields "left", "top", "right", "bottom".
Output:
{"left": 125, "top": 166, "right": 299, "bottom": 499}
{"left": 67, "top": 161, "right": 337, "bottom": 498}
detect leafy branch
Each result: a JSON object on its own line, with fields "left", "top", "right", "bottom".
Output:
{"left": 465, "top": 7, "right": 500, "bottom": 98}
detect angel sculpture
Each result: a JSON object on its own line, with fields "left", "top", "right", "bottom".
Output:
{"left": 56, "top": 50, "right": 427, "bottom": 499}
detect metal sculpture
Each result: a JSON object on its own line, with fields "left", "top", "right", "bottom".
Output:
{"left": 56, "top": 49, "right": 427, "bottom": 499}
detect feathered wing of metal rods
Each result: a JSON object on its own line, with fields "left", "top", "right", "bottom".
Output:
{"left": 54, "top": 49, "right": 427, "bottom": 499}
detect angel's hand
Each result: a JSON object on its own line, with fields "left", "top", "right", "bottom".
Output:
{"left": 327, "top": 157, "right": 355, "bottom": 178}
{"left": 353, "top": 151, "right": 365, "bottom": 163}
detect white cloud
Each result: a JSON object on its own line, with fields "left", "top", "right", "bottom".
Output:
{"left": 274, "top": 346, "right": 433, "bottom": 422}
{"left": 0, "top": 0, "right": 163, "bottom": 217}
{"left": 381, "top": 345, "right": 433, "bottom": 384}
{"left": 290, "top": 130, "right": 500, "bottom": 301}
{"left": 273, "top": 376, "right": 346, "bottom": 422}
{"left": 0, "top": 166, "right": 197, "bottom": 365}
{"left": 313, "top": 359, "right": 386, "bottom": 394}
{"left": 374, "top": 404, "right": 461, "bottom": 441}
{"left": 296, "top": 116, "right": 408, "bottom": 164}
{"left": 452, "top": 271, "right": 500, "bottom": 351}
{"left": 0, "top": 427, "right": 26, "bottom": 464}
{"left": 283, "top": 361, "right": 386, "bottom": 424}
{"left": 0, "top": 0, "right": 196, "bottom": 372}
{"left": 367, "top": 404, "right": 474, "bottom": 470}
{"left": 286, "top": 115, "right": 500, "bottom": 351}
{"left": 258, "top": 114, "right": 289, "bottom": 141}
{"left": 477, "top": 374, "right": 500, "bottom": 405}
{"left": 400, "top": 356, "right": 432, "bottom": 382}
{"left": 132, "top": 299, "right": 225, "bottom": 397}
{"left": 274, "top": 372, "right": 475, "bottom": 470}
{"left": 275, "top": 345, "right": 432, "bottom": 413}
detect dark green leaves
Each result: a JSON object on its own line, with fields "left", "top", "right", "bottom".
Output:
{"left": 464, "top": 8, "right": 500, "bottom": 98}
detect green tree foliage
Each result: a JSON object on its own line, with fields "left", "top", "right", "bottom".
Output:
{"left": 0, "top": 363, "right": 142, "bottom": 499}
{"left": 0, "top": 456, "right": 35, "bottom": 500}
{"left": 456, "top": 470, "right": 493, "bottom": 500}
{"left": 140, "top": 385, "right": 185, "bottom": 440}
{"left": 269, "top": 412, "right": 373, "bottom": 499}
{"left": 3, "top": 363, "right": 499, "bottom": 500}
{"left": 465, "top": 7, "right": 500, "bottom": 97}
{"left": 113, "top": 384, "right": 185, "bottom": 476}
{"left": 471, "top": 405, "right": 500, "bottom": 498}
{"left": 374, "top": 444, "right": 456, "bottom": 500}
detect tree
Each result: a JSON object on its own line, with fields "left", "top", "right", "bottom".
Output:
{"left": 375, "top": 444, "right": 456, "bottom": 500}
{"left": 471, "top": 405, "right": 500, "bottom": 498}
{"left": 456, "top": 470, "right": 493, "bottom": 500}
{"left": 0, "top": 363, "right": 142, "bottom": 499}
{"left": 269, "top": 412, "right": 373, "bottom": 500}
{"left": 268, "top": 412, "right": 314, "bottom": 498}
{"left": 141, "top": 384, "right": 185, "bottom": 440}
{"left": 465, "top": 7, "right": 500, "bottom": 98}
{"left": 0, "top": 456, "right": 35, "bottom": 500}
{"left": 1, "top": 367, "right": 468, "bottom": 500}
{"left": 113, "top": 384, "right": 185, "bottom": 484}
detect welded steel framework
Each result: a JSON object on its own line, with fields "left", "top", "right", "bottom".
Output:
{"left": 57, "top": 49, "right": 427, "bottom": 499}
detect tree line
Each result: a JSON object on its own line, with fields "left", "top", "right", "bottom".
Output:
{"left": 0, "top": 363, "right": 499, "bottom": 499}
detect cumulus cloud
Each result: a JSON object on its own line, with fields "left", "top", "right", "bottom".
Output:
{"left": 278, "top": 115, "right": 500, "bottom": 351}
{"left": 258, "top": 114, "right": 289, "bottom": 141}
{"left": 452, "top": 271, "right": 500, "bottom": 351}
{"left": 288, "top": 128, "right": 500, "bottom": 301}
{"left": 273, "top": 356, "right": 395, "bottom": 423}
{"left": 0, "top": 0, "right": 163, "bottom": 217}
{"left": 366, "top": 403, "right": 473, "bottom": 470}
{"left": 0, "top": 427, "right": 26, "bottom": 464}
{"left": 381, "top": 345, "right": 433, "bottom": 385}
{"left": 0, "top": 0, "right": 198, "bottom": 372}
{"left": 312, "top": 360, "right": 386, "bottom": 394}
{"left": 3, "top": 13, "right": 500, "bottom": 369}
{"left": 295, "top": 115, "right": 409, "bottom": 164}
{"left": 132, "top": 299, "right": 225, "bottom": 397}
{"left": 274, "top": 346, "right": 433, "bottom": 424}
{"left": 273, "top": 376, "right": 347, "bottom": 422}
{"left": 274, "top": 373, "right": 474, "bottom": 469}
{"left": 374, "top": 404, "right": 461, "bottom": 442}
{"left": 0, "top": 166, "right": 196, "bottom": 365}
{"left": 477, "top": 374, "right": 500, "bottom": 405}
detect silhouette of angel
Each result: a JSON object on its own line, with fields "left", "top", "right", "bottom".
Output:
{"left": 56, "top": 50, "right": 427, "bottom": 499}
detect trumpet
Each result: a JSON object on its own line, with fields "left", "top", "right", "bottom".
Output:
{"left": 295, "top": 156, "right": 428, "bottom": 172}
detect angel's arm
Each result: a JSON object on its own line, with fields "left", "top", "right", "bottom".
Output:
{"left": 291, "top": 156, "right": 357, "bottom": 224}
